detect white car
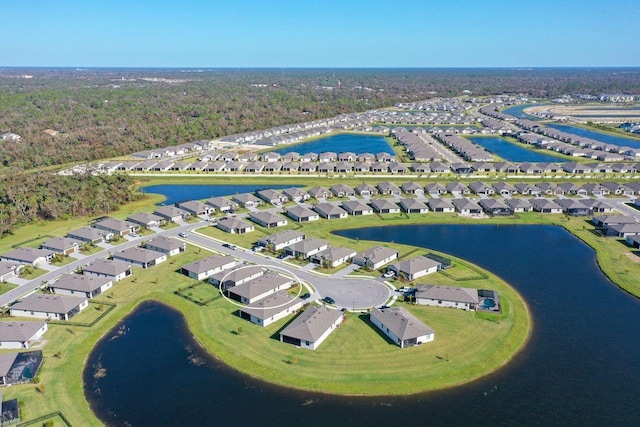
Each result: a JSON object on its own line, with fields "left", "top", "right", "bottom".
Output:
{"left": 178, "top": 232, "right": 188, "bottom": 238}
{"left": 382, "top": 271, "right": 395, "bottom": 279}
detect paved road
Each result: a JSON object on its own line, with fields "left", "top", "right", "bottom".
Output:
{"left": 186, "top": 232, "right": 391, "bottom": 310}
{"left": 0, "top": 222, "right": 199, "bottom": 307}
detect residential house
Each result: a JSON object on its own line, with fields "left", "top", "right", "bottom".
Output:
{"left": 205, "top": 197, "right": 238, "bottom": 213}
{"left": 82, "top": 258, "right": 133, "bottom": 282}
{"left": 286, "top": 206, "right": 320, "bottom": 223}
{"left": 249, "top": 211, "right": 288, "bottom": 228}
{"left": 555, "top": 199, "right": 592, "bottom": 216}
{"left": 226, "top": 273, "right": 294, "bottom": 304}
{"left": 398, "top": 198, "right": 429, "bottom": 214}
{"left": 452, "top": 198, "right": 483, "bottom": 215}
{"left": 388, "top": 256, "right": 442, "bottom": 281}
{"left": 112, "top": 247, "right": 167, "bottom": 269}
{"left": 282, "top": 187, "right": 309, "bottom": 202}
{"left": 216, "top": 217, "right": 255, "bottom": 234}
{"left": 279, "top": 306, "right": 344, "bottom": 350}
{"left": 231, "top": 193, "right": 262, "bottom": 208}
{"left": 258, "top": 230, "right": 306, "bottom": 251}
{"left": 478, "top": 199, "right": 511, "bottom": 216}
{"left": 505, "top": 198, "right": 533, "bottom": 213}
{"left": 342, "top": 200, "right": 374, "bottom": 216}
{"left": 181, "top": 255, "right": 237, "bottom": 280}
{"left": 370, "top": 198, "right": 401, "bottom": 214}
{"left": 0, "top": 248, "right": 54, "bottom": 267}
{"left": 401, "top": 182, "right": 425, "bottom": 196}
{"left": 0, "top": 262, "right": 23, "bottom": 283}
{"left": 330, "top": 184, "right": 355, "bottom": 198}
{"left": 154, "top": 205, "right": 188, "bottom": 222}
{"left": 93, "top": 218, "right": 139, "bottom": 237}
{"left": 176, "top": 200, "right": 214, "bottom": 217}
{"left": 238, "top": 291, "right": 304, "bottom": 327}
{"left": 427, "top": 198, "right": 455, "bottom": 213}
{"left": 126, "top": 212, "right": 165, "bottom": 228}
{"left": 313, "top": 203, "right": 348, "bottom": 220}
{"left": 370, "top": 307, "right": 434, "bottom": 348}
{"left": 425, "top": 183, "right": 447, "bottom": 196}
{"left": 376, "top": 181, "right": 402, "bottom": 195}
{"left": 285, "top": 238, "right": 329, "bottom": 259}
{"left": 307, "top": 186, "right": 332, "bottom": 199}
{"left": 9, "top": 294, "right": 89, "bottom": 321}
{"left": 67, "top": 226, "right": 112, "bottom": 244}
{"left": 353, "top": 246, "right": 399, "bottom": 270}
{"left": 0, "top": 321, "right": 48, "bottom": 349}
{"left": 445, "top": 182, "right": 470, "bottom": 196}
{"left": 310, "top": 247, "right": 357, "bottom": 268}
{"left": 492, "top": 182, "right": 517, "bottom": 196}
{"left": 49, "top": 274, "right": 113, "bottom": 298}
{"left": 256, "top": 189, "right": 288, "bottom": 205}
{"left": 414, "top": 285, "right": 479, "bottom": 311}
{"left": 468, "top": 181, "right": 495, "bottom": 195}
{"left": 143, "top": 236, "right": 186, "bottom": 256}
{"left": 530, "top": 198, "right": 563, "bottom": 214}
{"left": 210, "top": 265, "right": 264, "bottom": 290}
{"left": 354, "top": 184, "right": 378, "bottom": 197}
{"left": 41, "top": 237, "right": 82, "bottom": 256}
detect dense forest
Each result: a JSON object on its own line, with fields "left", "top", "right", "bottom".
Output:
{"left": 0, "top": 67, "right": 639, "bottom": 236}
{"left": 0, "top": 173, "right": 135, "bottom": 237}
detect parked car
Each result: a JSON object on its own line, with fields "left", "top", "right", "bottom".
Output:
{"left": 277, "top": 252, "right": 288, "bottom": 259}
{"left": 252, "top": 246, "right": 264, "bottom": 252}
{"left": 382, "top": 271, "right": 395, "bottom": 279}
{"left": 323, "top": 296, "right": 335, "bottom": 305}
{"left": 301, "top": 293, "right": 311, "bottom": 300}
{"left": 222, "top": 243, "right": 237, "bottom": 250}
{"left": 178, "top": 232, "right": 188, "bottom": 238}
{"left": 130, "top": 233, "right": 138, "bottom": 238}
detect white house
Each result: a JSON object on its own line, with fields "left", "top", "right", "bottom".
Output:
{"left": 0, "top": 321, "right": 48, "bottom": 349}
{"left": 279, "top": 306, "right": 344, "bottom": 350}
{"left": 414, "top": 285, "right": 479, "bottom": 311}
{"left": 370, "top": 307, "right": 434, "bottom": 348}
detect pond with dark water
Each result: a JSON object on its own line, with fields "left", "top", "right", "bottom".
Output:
{"left": 142, "top": 184, "right": 295, "bottom": 206}
{"left": 468, "top": 136, "right": 565, "bottom": 163}
{"left": 270, "top": 133, "right": 395, "bottom": 156}
{"left": 546, "top": 123, "right": 640, "bottom": 150}
{"left": 84, "top": 224, "right": 640, "bottom": 426}
{"left": 501, "top": 104, "right": 543, "bottom": 119}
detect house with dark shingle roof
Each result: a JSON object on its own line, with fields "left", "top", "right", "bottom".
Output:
{"left": 370, "top": 199, "right": 400, "bottom": 214}
{"left": 10, "top": 294, "right": 89, "bottom": 321}
{"left": 307, "top": 186, "right": 332, "bottom": 199}
{"left": 353, "top": 246, "right": 399, "bottom": 270}
{"left": 342, "top": 200, "right": 374, "bottom": 216}
{"left": 505, "top": 198, "right": 532, "bottom": 213}
{"left": 285, "top": 238, "right": 329, "bottom": 259}
{"left": 310, "top": 247, "right": 357, "bottom": 268}
{"left": 154, "top": 205, "right": 188, "bottom": 222}
{"left": 249, "top": 211, "right": 288, "bottom": 228}
{"left": 286, "top": 206, "right": 320, "bottom": 223}
{"left": 415, "top": 285, "right": 479, "bottom": 311}
{"left": 370, "top": 307, "right": 434, "bottom": 348}
{"left": 0, "top": 262, "right": 23, "bottom": 283}
{"left": 313, "top": 203, "right": 348, "bottom": 220}
{"left": 0, "top": 248, "right": 54, "bottom": 267}
{"left": 279, "top": 306, "right": 344, "bottom": 350}
{"left": 93, "top": 218, "right": 139, "bottom": 237}
{"left": 41, "top": 237, "right": 82, "bottom": 256}
{"left": 478, "top": 199, "right": 511, "bottom": 216}
{"left": 226, "top": 272, "right": 294, "bottom": 304}
{"left": 126, "top": 212, "right": 165, "bottom": 228}
{"left": 399, "top": 198, "right": 429, "bottom": 214}
{"left": 452, "top": 198, "right": 483, "bottom": 215}
{"left": 216, "top": 217, "right": 255, "bottom": 234}
{"left": 144, "top": 236, "right": 186, "bottom": 256}
{"left": 209, "top": 265, "right": 264, "bottom": 290}
{"left": 67, "top": 226, "right": 112, "bottom": 244}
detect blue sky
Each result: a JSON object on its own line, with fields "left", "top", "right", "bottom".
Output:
{"left": 1, "top": 0, "right": 638, "bottom": 67}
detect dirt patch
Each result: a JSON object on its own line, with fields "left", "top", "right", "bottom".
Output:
{"left": 623, "top": 252, "right": 640, "bottom": 263}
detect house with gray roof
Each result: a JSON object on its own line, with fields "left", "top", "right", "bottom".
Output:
{"left": 205, "top": 197, "right": 238, "bottom": 213}
{"left": 286, "top": 206, "right": 319, "bottom": 223}
{"left": 226, "top": 272, "right": 294, "bottom": 304}
{"left": 370, "top": 307, "right": 434, "bottom": 348}
{"left": 478, "top": 199, "right": 511, "bottom": 216}
{"left": 514, "top": 183, "right": 540, "bottom": 196}
{"left": 354, "top": 184, "right": 378, "bottom": 197}
{"left": 307, "top": 186, "right": 332, "bottom": 199}
{"left": 0, "top": 321, "right": 48, "bottom": 349}
{"left": 126, "top": 212, "right": 165, "bottom": 228}
{"left": 249, "top": 211, "right": 288, "bottom": 228}
{"left": 67, "top": 226, "right": 112, "bottom": 244}
{"left": 82, "top": 258, "right": 133, "bottom": 282}
{"left": 468, "top": 181, "right": 495, "bottom": 196}
{"left": 377, "top": 181, "right": 402, "bottom": 196}
{"left": 154, "top": 205, "right": 188, "bottom": 222}
{"left": 210, "top": 265, "right": 264, "bottom": 290}
{"left": 279, "top": 306, "right": 344, "bottom": 350}
{"left": 181, "top": 255, "right": 237, "bottom": 281}
{"left": 112, "top": 247, "right": 167, "bottom": 269}
{"left": 415, "top": 285, "right": 479, "bottom": 311}
{"left": 144, "top": 236, "right": 186, "bottom": 256}
{"left": 231, "top": 193, "right": 262, "bottom": 208}
{"left": 310, "top": 247, "right": 357, "bottom": 268}
{"left": 0, "top": 248, "right": 54, "bottom": 267}
{"left": 342, "top": 200, "right": 374, "bottom": 216}
{"left": 369, "top": 198, "right": 401, "bottom": 214}
{"left": 0, "top": 262, "right": 23, "bottom": 283}
{"left": 581, "top": 199, "right": 615, "bottom": 213}
{"left": 313, "top": 203, "right": 348, "bottom": 220}
{"left": 50, "top": 273, "right": 113, "bottom": 298}
{"left": 9, "top": 294, "right": 89, "bottom": 321}
{"left": 425, "top": 183, "right": 446, "bottom": 196}
{"left": 555, "top": 199, "right": 592, "bottom": 216}
{"left": 41, "top": 237, "right": 82, "bottom": 256}
{"left": 238, "top": 291, "right": 304, "bottom": 328}
{"left": 93, "top": 218, "right": 139, "bottom": 237}
{"left": 492, "top": 182, "right": 517, "bottom": 196}
{"left": 176, "top": 200, "right": 214, "bottom": 217}
{"left": 399, "top": 198, "right": 429, "bottom": 214}
{"left": 606, "top": 222, "right": 640, "bottom": 238}
{"left": 256, "top": 189, "right": 288, "bottom": 205}
{"left": 285, "top": 238, "right": 329, "bottom": 259}
{"left": 593, "top": 215, "right": 637, "bottom": 228}
{"left": 282, "top": 187, "right": 309, "bottom": 202}
{"left": 505, "top": 197, "right": 532, "bottom": 213}
{"left": 452, "top": 198, "right": 483, "bottom": 215}
{"left": 427, "top": 198, "right": 455, "bottom": 213}
{"left": 530, "top": 198, "right": 563, "bottom": 214}
{"left": 401, "top": 182, "right": 424, "bottom": 196}
{"left": 388, "top": 256, "right": 442, "bottom": 281}
{"left": 258, "top": 230, "right": 305, "bottom": 251}
{"left": 446, "top": 182, "right": 470, "bottom": 196}
{"left": 353, "top": 246, "right": 399, "bottom": 270}
{"left": 330, "top": 184, "right": 355, "bottom": 198}
{"left": 216, "top": 217, "right": 255, "bottom": 234}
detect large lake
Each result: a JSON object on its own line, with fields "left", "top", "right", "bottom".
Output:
{"left": 270, "top": 133, "right": 395, "bottom": 155}
{"left": 468, "top": 136, "right": 566, "bottom": 163}
{"left": 85, "top": 224, "right": 640, "bottom": 426}
{"left": 501, "top": 104, "right": 542, "bottom": 119}
{"left": 546, "top": 123, "right": 640, "bottom": 150}
{"left": 143, "top": 184, "right": 295, "bottom": 205}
